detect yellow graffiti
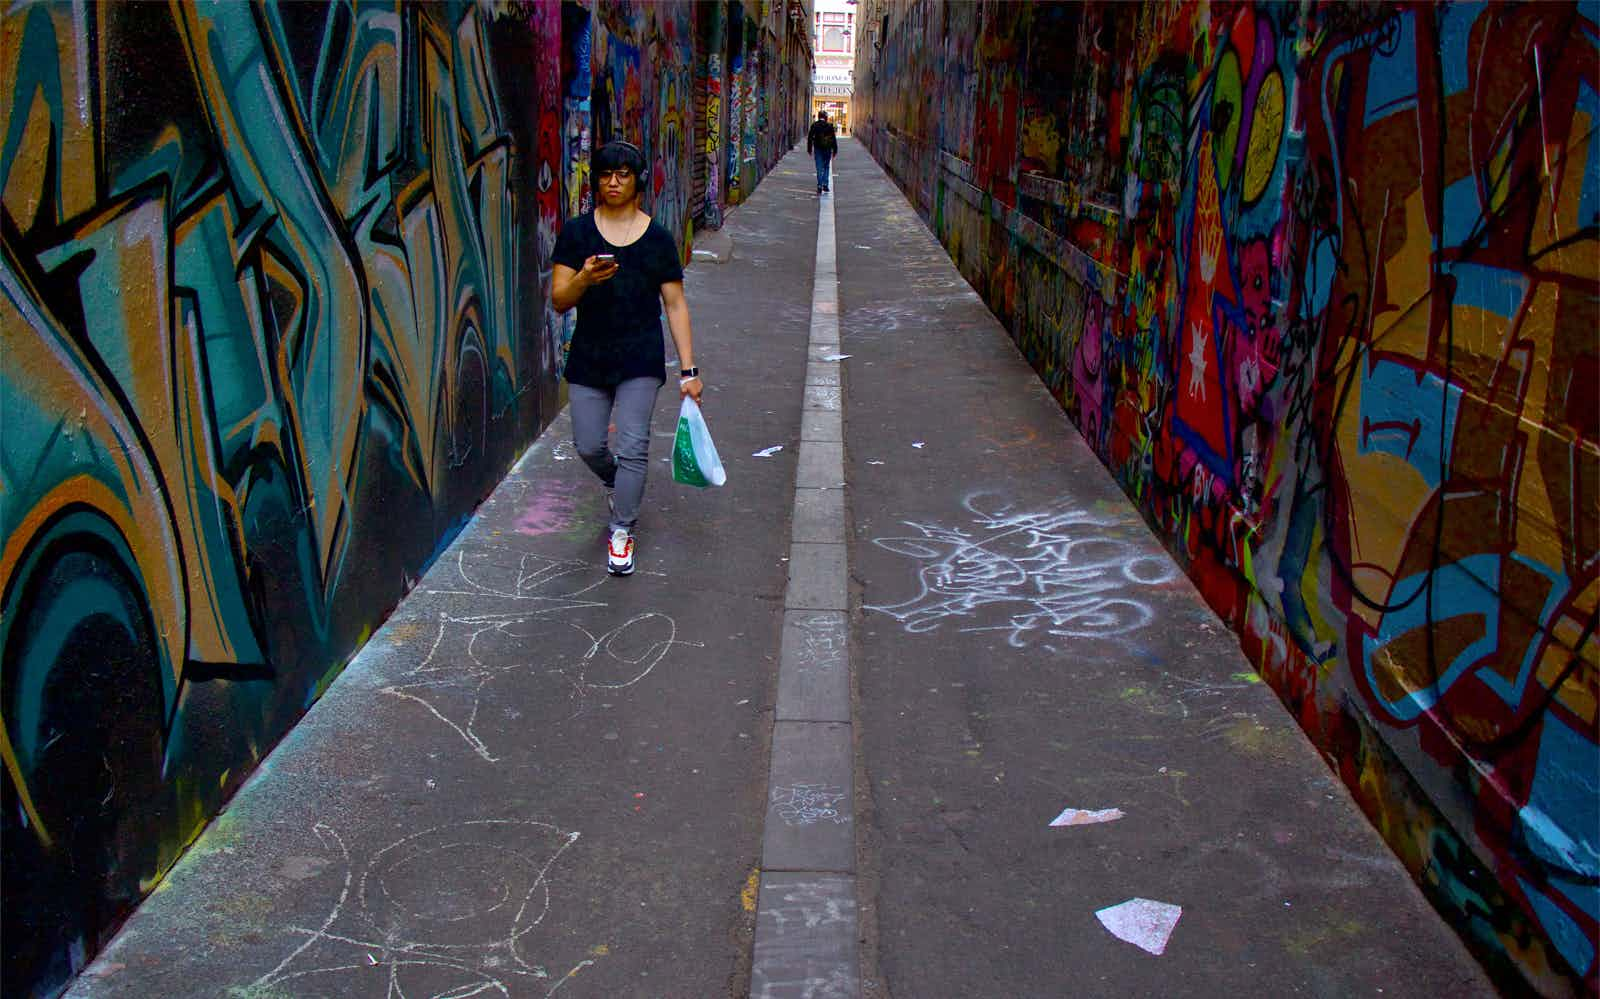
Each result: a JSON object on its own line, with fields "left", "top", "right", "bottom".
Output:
{"left": 1211, "top": 47, "right": 1243, "bottom": 193}
{"left": 1195, "top": 134, "right": 1224, "bottom": 283}
{"left": 1242, "top": 69, "right": 1284, "bottom": 205}
{"left": 0, "top": 723, "right": 50, "bottom": 848}
{"left": 1021, "top": 115, "right": 1062, "bottom": 170}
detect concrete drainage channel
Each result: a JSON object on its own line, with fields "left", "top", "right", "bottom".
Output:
{"left": 748, "top": 182, "right": 860, "bottom": 997}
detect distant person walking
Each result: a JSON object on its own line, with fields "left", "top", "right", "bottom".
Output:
{"left": 808, "top": 111, "right": 838, "bottom": 194}
{"left": 551, "top": 140, "right": 703, "bottom": 577}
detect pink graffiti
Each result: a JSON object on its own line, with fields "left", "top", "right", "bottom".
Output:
{"left": 515, "top": 481, "right": 583, "bottom": 537}
{"left": 1229, "top": 236, "right": 1282, "bottom": 421}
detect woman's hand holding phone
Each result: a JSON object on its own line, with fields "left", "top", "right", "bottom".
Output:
{"left": 582, "top": 253, "right": 619, "bottom": 284}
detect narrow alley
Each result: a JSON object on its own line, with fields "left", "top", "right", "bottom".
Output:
{"left": 4, "top": 3, "right": 1595, "bottom": 998}
{"left": 53, "top": 144, "right": 1491, "bottom": 998}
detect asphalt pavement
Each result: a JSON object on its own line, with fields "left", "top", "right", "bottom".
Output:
{"left": 831, "top": 140, "right": 1491, "bottom": 998}
{"left": 62, "top": 142, "right": 1494, "bottom": 999}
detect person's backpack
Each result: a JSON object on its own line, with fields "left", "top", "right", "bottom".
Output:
{"left": 812, "top": 120, "right": 837, "bottom": 155}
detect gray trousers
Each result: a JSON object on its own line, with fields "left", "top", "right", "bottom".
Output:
{"left": 569, "top": 377, "right": 661, "bottom": 532}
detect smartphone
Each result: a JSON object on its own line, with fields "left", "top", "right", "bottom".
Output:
{"left": 595, "top": 253, "right": 616, "bottom": 264}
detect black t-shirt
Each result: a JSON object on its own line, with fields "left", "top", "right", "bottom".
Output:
{"left": 552, "top": 212, "right": 685, "bottom": 388}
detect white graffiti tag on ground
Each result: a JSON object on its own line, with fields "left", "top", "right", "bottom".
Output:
{"left": 770, "top": 783, "right": 850, "bottom": 826}
{"left": 751, "top": 877, "right": 858, "bottom": 999}
{"left": 865, "top": 494, "right": 1178, "bottom": 648}
{"left": 243, "top": 819, "right": 595, "bottom": 997}
{"left": 381, "top": 551, "right": 700, "bottom": 762}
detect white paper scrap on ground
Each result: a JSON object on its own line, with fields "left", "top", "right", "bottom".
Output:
{"left": 1049, "top": 806, "right": 1125, "bottom": 827}
{"left": 1095, "top": 898, "right": 1182, "bottom": 955}
{"left": 912, "top": 442, "right": 926, "bottom": 448}
{"left": 753, "top": 445, "right": 783, "bottom": 457}
{"left": 822, "top": 353, "right": 852, "bottom": 361}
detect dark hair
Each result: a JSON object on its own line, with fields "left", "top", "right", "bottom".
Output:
{"left": 818, "top": 111, "right": 828, "bottom": 120}
{"left": 595, "top": 140, "right": 646, "bottom": 178}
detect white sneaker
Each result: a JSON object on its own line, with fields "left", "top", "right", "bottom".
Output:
{"left": 606, "top": 528, "right": 635, "bottom": 576}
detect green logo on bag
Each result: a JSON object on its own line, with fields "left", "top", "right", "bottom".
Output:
{"left": 673, "top": 416, "right": 708, "bottom": 486}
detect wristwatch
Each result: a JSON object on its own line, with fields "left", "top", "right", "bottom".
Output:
{"left": 680, "top": 367, "right": 700, "bottom": 378}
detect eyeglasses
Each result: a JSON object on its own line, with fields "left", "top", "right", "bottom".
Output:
{"left": 598, "top": 168, "right": 635, "bottom": 181}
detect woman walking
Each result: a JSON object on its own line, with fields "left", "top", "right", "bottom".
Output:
{"left": 551, "top": 140, "right": 703, "bottom": 576}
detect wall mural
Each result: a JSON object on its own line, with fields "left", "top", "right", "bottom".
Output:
{"left": 0, "top": 1, "right": 539, "bottom": 993}
{"left": 726, "top": 2, "right": 747, "bottom": 205}
{"left": 531, "top": 0, "right": 565, "bottom": 405}
{"left": 740, "top": 20, "right": 761, "bottom": 201}
{"left": 704, "top": 27, "right": 727, "bottom": 230}
{"left": 592, "top": 0, "right": 696, "bottom": 260}
{"left": 856, "top": 1, "right": 1598, "bottom": 992}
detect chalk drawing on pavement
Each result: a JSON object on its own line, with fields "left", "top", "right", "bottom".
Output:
{"left": 865, "top": 494, "right": 1178, "bottom": 649}
{"left": 382, "top": 551, "right": 699, "bottom": 762}
{"left": 771, "top": 784, "right": 849, "bottom": 826}
{"left": 420, "top": 549, "right": 606, "bottom": 606}
{"left": 244, "top": 819, "right": 593, "bottom": 997}
{"left": 790, "top": 613, "right": 846, "bottom": 673}
{"left": 515, "top": 480, "right": 584, "bottom": 537}
{"left": 752, "top": 878, "right": 858, "bottom": 998}
{"left": 804, "top": 386, "right": 842, "bottom": 410}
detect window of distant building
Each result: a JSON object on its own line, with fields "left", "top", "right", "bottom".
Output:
{"left": 817, "top": 9, "right": 856, "bottom": 53}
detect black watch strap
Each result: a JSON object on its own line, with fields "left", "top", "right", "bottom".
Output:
{"left": 680, "top": 367, "right": 699, "bottom": 378}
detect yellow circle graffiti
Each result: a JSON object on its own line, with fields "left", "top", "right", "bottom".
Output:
{"left": 1211, "top": 49, "right": 1243, "bottom": 194}
{"left": 1243, "top": 69, "right": 1286, "bottom": 206}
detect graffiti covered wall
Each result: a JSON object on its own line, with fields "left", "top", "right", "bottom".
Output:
{"left": 0, "top": 1, "right": 564, "bottom": 992}
{"left": 855, "top": 1, "right": 1599, "bottom": 993}
{"left": 591, "top": 0, "right": 696, "bottom": 257}
{"left": 580, "top": 0, "right": 810, "bottom": 236}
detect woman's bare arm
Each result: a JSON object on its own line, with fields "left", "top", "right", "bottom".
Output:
{"left": 552, "top": 256, "right": 617, "bottom": 312}
{"left": 660, "top": 280, "right": 701, "bottom": 403}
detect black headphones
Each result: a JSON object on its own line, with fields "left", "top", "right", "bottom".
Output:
{"left": 600, "top": 138, "right": 649, "bottom": 181}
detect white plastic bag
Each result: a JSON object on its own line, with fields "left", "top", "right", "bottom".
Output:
{"left": 672, "top": 397, "right": 727, "bottom": 487}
